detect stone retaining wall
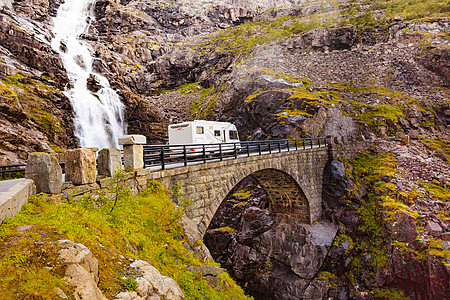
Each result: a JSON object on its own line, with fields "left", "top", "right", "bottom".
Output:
{"left": 0, "top": 179, "right": 35, "bottom": 224}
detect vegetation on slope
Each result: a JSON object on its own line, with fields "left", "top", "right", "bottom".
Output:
{"left": 192, "top": 0, "right": 450, "bottom": 56}
{"left": 0, "top": 178, "right": 250, "bottom": 299}
{"left": 331, "top": 148, "right": 449, "bottom": 298}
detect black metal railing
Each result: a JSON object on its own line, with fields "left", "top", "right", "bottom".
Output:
{"left": 0, "top": 162, "right": 65, "bottom": 177}
{"left": 143, "top": 137, "right": 328, "bottom": 170}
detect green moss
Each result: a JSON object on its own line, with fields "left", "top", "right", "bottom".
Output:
{"left": 317, "top": 271, "right": 339, "bottom": 287}
{"left": 420, "top": 182, "right": 450, "bottom": 201}
{"left": 438, "top": 210, "right": 450, "bottom": 222}
{"left": 428, "top": 240, "right": 450, "bottom": 267}
{"left": 219, "top": 226, "right": 237, "bottom": 233}
{"left": 232, "top": 190, "right": 251, "bottom": 199}
{"left": 29, "top": 108, "right": 63, "bottom": 134}
{"left": 161, "top": 83, "right": 202, "bottom": 94}
{"left": 340, "top": 0, "right": 450, "bottom": 28}
{"left": 49, "top": 144, "right": 65, "bottom": 153}
{"left": 0, "top": 82, "right": 19, "bottom": 103}
{"left": 333, "top": 230, "right": 354, "bottom": 254}
{"left": 276, "top": 109, "right": 312, "bottom": 118}
{"left": 382, "top": 196, "right": 422, "bottom": 220}
{"left": 422, "top": 138, "right": 450, "bottom": 160}
{"left": 197, "top": 9, "right": 337, "bottom": 54}
{"left": 374, "top": 287, "right": 410, "bottom": 300}
{"left": 188, "top": 85, "right": 215, "bottom": 118}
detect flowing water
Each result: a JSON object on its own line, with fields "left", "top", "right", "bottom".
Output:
{"left": 51, "top": 0, "right": 125, "bottom": 149}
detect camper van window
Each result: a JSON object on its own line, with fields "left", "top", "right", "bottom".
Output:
{"left": 214, "top": 130, "right": 221, "bottom": 137}
{"left": 230, "top": 130, "right": 238, "bottom": 140}
{"left": 196, "top": 126, "right": 204, "bottom": 134}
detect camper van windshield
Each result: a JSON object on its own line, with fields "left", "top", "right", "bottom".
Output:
{"left": 229, "top": 130, "right": 238, "bottom": 140}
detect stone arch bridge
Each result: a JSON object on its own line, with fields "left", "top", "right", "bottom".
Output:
{"left": 136, "top": 147, "right": 330, "bottom": 235}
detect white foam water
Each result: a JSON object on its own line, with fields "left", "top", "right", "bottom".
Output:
{"left": 51, "top": 0, "right": 125, "bottom": 149}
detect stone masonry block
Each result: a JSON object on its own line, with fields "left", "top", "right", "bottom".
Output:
{"left": 123, "top": 144, "right": 144, "bottom": 171}
{"left": 118, "top": 135, "right": 146, "bottom": 145}
{"left": 65, "top": 148, "right": 97, "bottom": 185}
{"left": 25, "top": 152, "right": 62, "bottom": 194}
{"left": 97, "top": 148, "right": 122, "bottom": 177}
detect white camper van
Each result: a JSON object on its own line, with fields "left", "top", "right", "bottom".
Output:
{"left": 168, "top": 120, "right": 240, "bottom": 145}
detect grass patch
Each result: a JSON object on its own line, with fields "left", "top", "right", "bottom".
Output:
{"left": 0, "top": 180, "right": 250, "bottom": 299}
{"left": 374, "top": 287, "right": 410, "bottom": 300}
{"left": 422, "top": 138, "right": 450, "bottom": 160}
{"left": 420, "top": 182, "right": 450, "bottom": 201}
{"left": 341, "top": 0, "right": 450, "bottom": 28}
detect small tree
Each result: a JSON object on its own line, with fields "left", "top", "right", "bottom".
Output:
{"left": 108, "top": 169, "right": 132, "bottom": 213}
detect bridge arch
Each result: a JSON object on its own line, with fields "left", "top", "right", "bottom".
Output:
{"left": 144, "top": 148, "right": 329, "bottom": 235}
{"left": 195, "top": 162, "right": 316, "bottom": 234}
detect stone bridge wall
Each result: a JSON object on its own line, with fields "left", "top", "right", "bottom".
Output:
{"left": 135, "top": 148, "right": 329, "bottom": 235}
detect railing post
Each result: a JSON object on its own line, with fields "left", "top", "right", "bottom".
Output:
{"left": 219, "top": 143, "right": 223, "bottom": 161}
{"left": 160, "top": 146, "right": 165, "bottom": 170}
{"left": 246, "top": 142, "right": 250, "bottom": 157}
{"left": 119, "top": 135, "right": 146, "bottom": 171}
{"left": 258, "top": 143, "right": 262, "bottom": 156}
{"left": 295, "top": 139, "right": 298, "bottom": 151}
{"left": 302, "top": 139, "right": 305, "bottom": 149}
{"left": 234, "top": 143, "right": 237, "bottom": 159}
{"left": 287, "top": 140, "right": 290, "bottom": 152}
{"left": 183, "top": 145, "right": 187, "bottom": 166}
{"left": 203, "top": 144, "right": 206, "bottom": 163}
{"left": 278, "top": 141, "right": 281, "bottom": 153}
{"left": 310, "top": 139, "right": 313, "bottom": 149}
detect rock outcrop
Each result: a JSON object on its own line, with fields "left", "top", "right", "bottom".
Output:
{"left": 57, "top": 240, "right": 107, "bottom": 300}
{"left": 56, "top": 240, "right": 186, "bottom": 300}
{"left": 115, "top": 260, "right": 186, "bottom": 300}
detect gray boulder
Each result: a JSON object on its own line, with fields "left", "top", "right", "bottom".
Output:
{"left": 25, "top": 152, "right": 62, "bottom": 194}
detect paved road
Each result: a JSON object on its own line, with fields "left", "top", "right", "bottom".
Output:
{"left": 0, "top": 179, "right": 25, "bottom": 195}
{"left": 146, "top": 144, "right": 324, "bottom": 171}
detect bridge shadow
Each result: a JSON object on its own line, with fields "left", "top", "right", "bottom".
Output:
{"left": 250, "top": 169, "right": 310, "bottom": 223}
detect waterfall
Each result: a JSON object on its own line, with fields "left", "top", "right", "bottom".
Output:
{"left": 51, "top": 0, "right": 126, "bottom": 149}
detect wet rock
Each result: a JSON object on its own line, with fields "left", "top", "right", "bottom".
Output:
{"left": 87, "top": 74, "right": 102, "bottom": 93}
{"left": 394, "top": 211, "right": 417, "bottom": 243}
{"left": 427, "top": 220, "right": 443, "bottom": 237}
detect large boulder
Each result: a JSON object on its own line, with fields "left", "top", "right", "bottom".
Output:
{"left": 97, "top": 148, "right": 122, "bottom": 177}
{"left": 65, "top": 148, "right": 97, "bottom": 185}
{"left": 25, "top": 152, "right": 62, "bottom": 194}
{"left": 130, "top": 260, "right": 185, "bottom": 300}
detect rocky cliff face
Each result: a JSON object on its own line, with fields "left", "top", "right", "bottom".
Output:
{"left": 1, "top": 0, "right": 449, "bottom": 161}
